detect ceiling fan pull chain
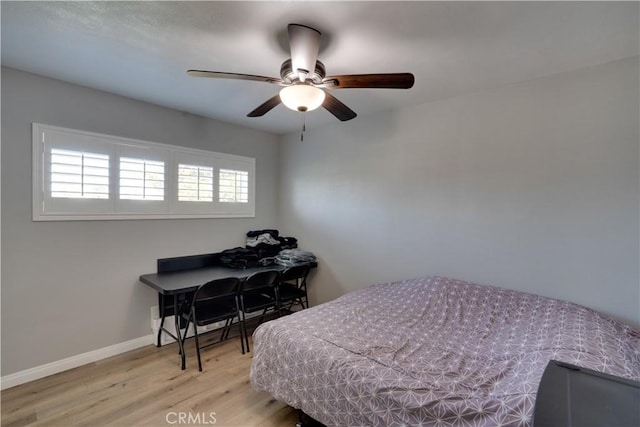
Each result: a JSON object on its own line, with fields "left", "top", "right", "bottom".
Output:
{"left": 300, "top": 111, "right": 306, "bottom": 141}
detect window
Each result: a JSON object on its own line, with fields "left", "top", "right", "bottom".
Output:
{"left": 219, "top": 169, "right": 248, "bottom": 203}
{"left": 33, "top": 123, "right": 255, "bottom": 220}
{"left": 50, "top": 148, "right": 110, "bottom": 199}
{"left": 178, "top": 164, "right": 213, "bottom": 202}
{"left": 119, "top": 157, "right": 165, "bottom": 201}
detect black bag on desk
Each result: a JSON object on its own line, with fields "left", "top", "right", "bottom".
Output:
{"left": 277, "top": 236, "right": 298, "bottom": 249}
{"left": 246, "top": 229, "right": 298, "bottom": 252}
{"left": 219, "top": 247, "right": 259, "bottom": 269}
{"left": 246, "top": 229, "right": 279, "bottom": 239}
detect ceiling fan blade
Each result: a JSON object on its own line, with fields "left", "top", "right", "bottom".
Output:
{"left": 187, "top": 70, "right": 284, "bottom": 85}
{"left": 323, "top": 73, "right": 415, "bottom": 89}
{"left": 288, "top": 24, "right": 321, "bottom": 82}
{"left": 247, "top": 94, "right": 282, "bottom": 117}
{"left": 322, "top": 92, "right": 357, "bottom": 121}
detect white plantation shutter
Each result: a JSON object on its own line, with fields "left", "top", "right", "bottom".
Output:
{"left": 115, "top": 145, "right": 168, "bottom": 214}
{"left": 216, "top": 157, "right": 254, "bottom": 216}
{"left": 38, "top": 127, "right": 115, "bottom": 216}
{"left": 178, "top": 164, "right": 214, "bottom": 202}
{"left": 219, "top": 169, "right": 249, "bottom": 203}
{"left": 119, "top": 157, "right": 165, "bottom": 201}
{"left": 172, "top": 152, "right": 219, "bottom": 214}
{"left": 50, "top": 148, "right": 109, "bottom": 199}
{"left": 33, "top": 123, "right": 254, "bottom": 220}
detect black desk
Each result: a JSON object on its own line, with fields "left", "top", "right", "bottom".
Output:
{"left": 140, "top": 253, "right": 315, "bottom": 370}
{"left": 140, "top": 264, "right": 291, "bottom": 296}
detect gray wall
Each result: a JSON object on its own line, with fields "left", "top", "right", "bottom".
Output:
{"left": 279, "top": 56, "right": 640, "bottom": 329}
{"left": 2, "top": 56, "right": 639, "bottom": 376}
{"left": 1, "top": 67, "right": 280, "bottom": 375}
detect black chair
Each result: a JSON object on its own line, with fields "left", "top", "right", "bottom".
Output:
{"left": 278, "top": 264, "right": 311, "bottom": 312}
{"left": 239, "top": 270, "right": 281, "bottom": 352}
{"left": 181, "top": 277, "right": 243, "bottom": 371}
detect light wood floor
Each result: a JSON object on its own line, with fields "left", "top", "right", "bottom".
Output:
{"left": 1, "top": 332, "right": 298, "bottom": 427}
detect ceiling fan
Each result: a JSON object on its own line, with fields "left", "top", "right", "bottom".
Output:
{"left": 187, "top": 23, "right": 415, "bottom": 122}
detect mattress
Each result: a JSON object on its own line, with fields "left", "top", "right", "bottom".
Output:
{"left": 250, "top": 276, "right": 640, "bottom": 426}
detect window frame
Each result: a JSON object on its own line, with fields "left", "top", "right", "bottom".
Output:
{"left": 33, "top": 123, "right": 256, "bottom": 221}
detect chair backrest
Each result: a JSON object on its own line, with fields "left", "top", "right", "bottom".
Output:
{"left": 194, "top": 277, "right": 241, "bottom": 306}
{"left": 241, "top": 270, "right": 280, "bottom": 293}
{"left": 280, "top": 264, "right": 310, "bottom": 284}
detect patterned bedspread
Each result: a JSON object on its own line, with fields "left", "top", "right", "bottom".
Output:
{"left": 250, "top": 276, "right": 640, "bottom": 426}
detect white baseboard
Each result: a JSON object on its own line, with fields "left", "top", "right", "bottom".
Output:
{"left": 0, "top": 334, "right": 154, "bottom": 390}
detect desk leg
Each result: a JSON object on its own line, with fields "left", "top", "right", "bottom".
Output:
{"left": 157, "top": 293, "right": 165, "bottom": 347}
{"left": 157, "top": 317, "right": 165, "bottom": 347}
{"left": 174, "top": 294, "right": 186, "bottom": 370}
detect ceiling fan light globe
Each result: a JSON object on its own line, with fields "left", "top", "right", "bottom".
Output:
{"left": 280, "top": 85, "right": 325, "bottom": 112}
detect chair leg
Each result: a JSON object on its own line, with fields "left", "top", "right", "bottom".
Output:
{"left": 220, "top": 318, "right": 232, "bottom": 342}
{"left": 237, "top": 315, "right": 245, "bottom": 354}
{"left": 243, "top": 313, "right": 250, "bottom": 353}
{"left": 274, "top": 288, "right": 282, "bottom": 318}
{"left": 286, "top": 300, "right": 297, "bottom": 313}
{"left": 257, "top": 308, "right": 268, "bottom": 325}
{"left": 234, "top": 298, "right": 245, "bottom": 354}
{"left": 181, "top": 318, "right": 190, "bottom": 349}
{"left": 193, "top": 322, "right": 202, "bottom": 372}
{"left": 240, "top": 299, "right": 250, "bottom": 353}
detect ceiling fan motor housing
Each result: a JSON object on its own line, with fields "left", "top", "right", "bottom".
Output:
{"left": 280, "top": 59, "right": 326, "bottom": 84}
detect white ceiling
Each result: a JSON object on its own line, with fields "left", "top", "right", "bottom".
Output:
{"left": 2, "top": 1, "right": 638, "bottom": 135}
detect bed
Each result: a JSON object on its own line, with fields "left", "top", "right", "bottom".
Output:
{"left": 250, "top": 276, "right": 640, "bottom": 426}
